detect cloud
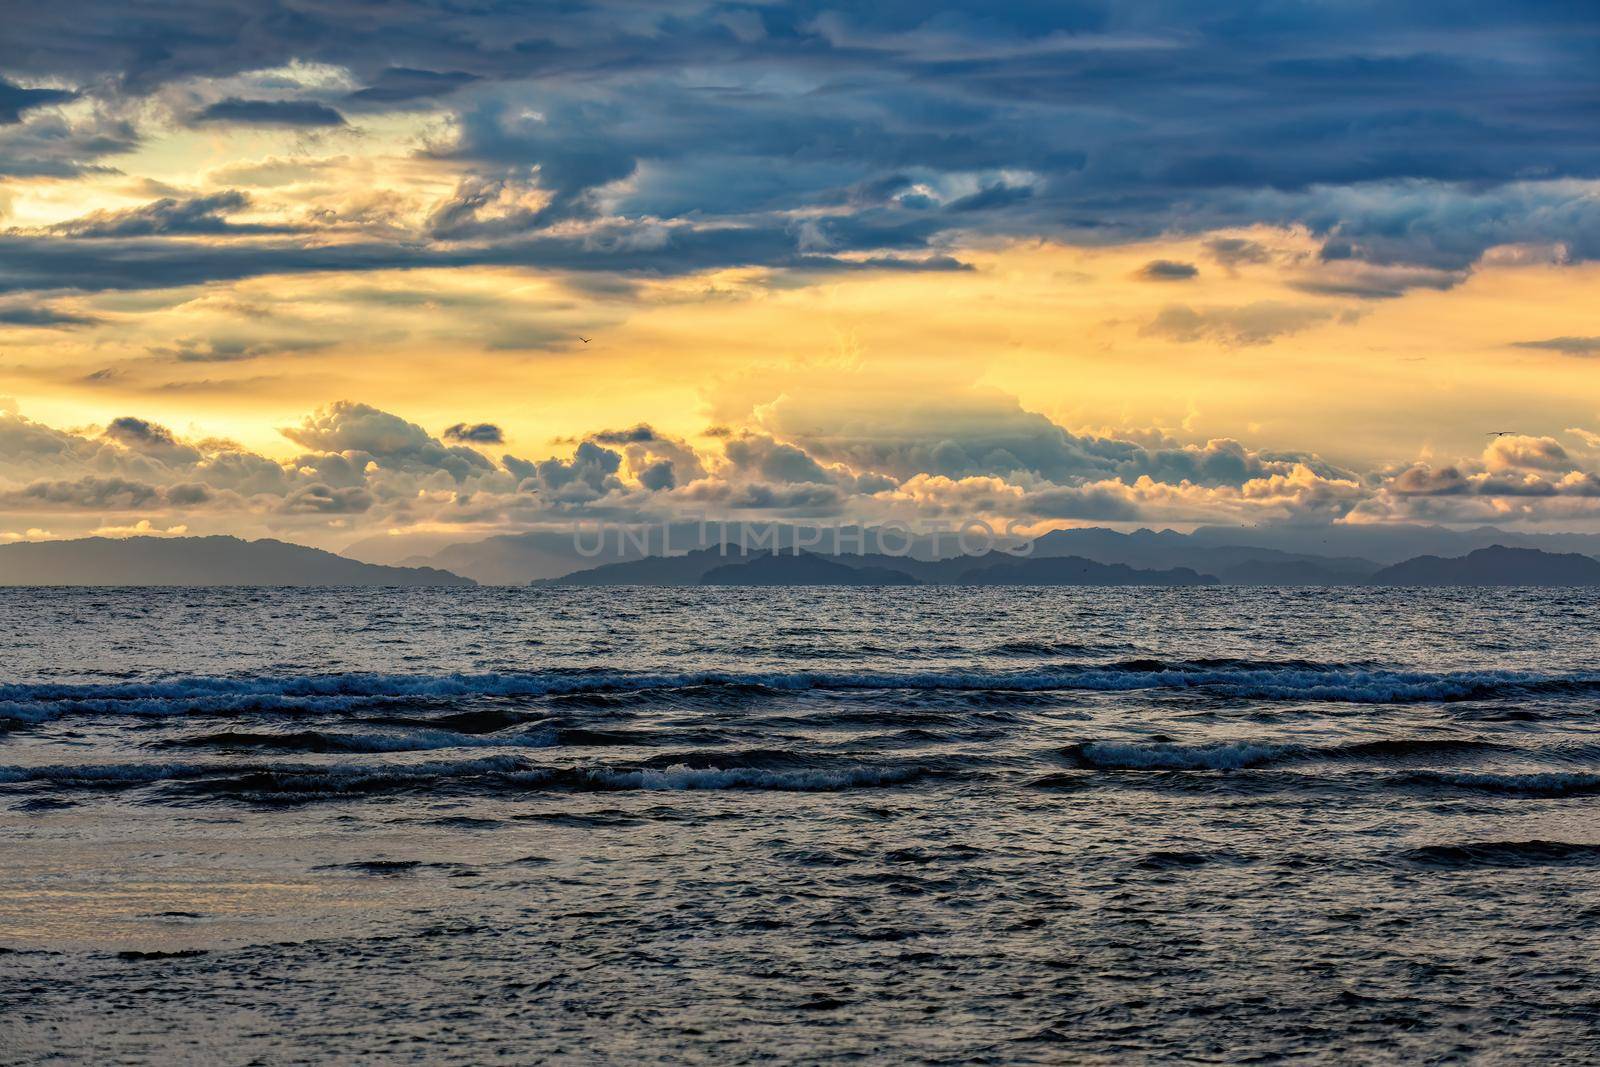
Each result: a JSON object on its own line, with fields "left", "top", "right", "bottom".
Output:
{"left": 104, "top": 416, "right": 179, "bottom": 448}
{"left": 206, "top": 154, "right": 348, "bottom": 188}
{"left": 0, "top": 474, "right": 167, "bottom": 509}
{"left": 759, "top": 391, "right": 1359, "bottom": 492}
{"left": 1513, "top": 336, "right": 1600, "bottom": 358}
{"left": 1203, "top": 237, "right": 1272, "bottom": 270}
{"left": 346, "top": 68, "right": 479, "bottom": 105}
{"left": 0, "top": 77, "right": 75, "bottom": 123}
{"left": 1134, "top": 259, "right": 1198, "bottom": 281}
{"left": 191, "top": 98, "right": 346, "bottom": 127}
{"left": 442, "top": 422, "right": 505, "bottom": 445}
{"left": 590, "top": 425, "right": 659, "bottom": 445}
{"left": 102, "top": 416, "right": 203, "bottom": 465}
{"left": 0, "top": 107, "right": 138, "bottom": 178}
{"left": 1390, "top": 464, "right": 1470, "bottom": 496}
{"left": 0, "top": 2, "right": 1592, "bottom": 296}
{"left": 504, "top": 440, "right": 623, "bottom": 503}
{"left": 1359, "top": 438, "right": 1600, "bottom": 522}
{"left": 578, "top": 425, "right": 705, "bottom": 491}
{"left": 281, "top": 483, "right": 373, "bottom": 513}
{"left": 7, "top": 391, "right": 1600, "bottom": 540}
{"left": 282, "top": 401, "right": 495, "bottom": 482}
{"left": 1287, "top": 262, "right": 1464, "bottom": 300}
{"left": 1141, "top": 302, "right": 1335, "bottom": 346}
{"left": 49, "top": 192, "right": 259, "bottom": 238}
{"left": 151, "top": 337, "right": 334, "bottom": 363}
{"left": 0, "top": 304, "right": 99, "bottom": 328}
{"left": 1484, "top": 435, "right": 1571, "bottom": 473}
{"left": 723, "top": 433, "right": 836, "bottom": 485}
{"left": 945, "top": 182, "right": 1035, "bottom": 213}
{"left": 0, "top": 224, "right": 968, "bottom": 295}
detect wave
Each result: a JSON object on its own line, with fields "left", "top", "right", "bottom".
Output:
{"left": 0, "top": 752, "right": 931, "bottom": 800}
{"left": 5, "top": 662, "right": 1600, "bottom": 722}
{"left": 156, "top": 728, "right": 562, "bottom": 754}
{"left": 1392, "top": 770, "right": 1600, "bottom": 797}
{"left": 1400, "top": 840, "right": 1600, "bottom": 867}
{"left": 558, "top": 763, "right": 925, "bottom": 791}
{"left": 153, "top": 723, "right": 680, "bottom": 754}
{"left": 1066, "top": 740, "right": 1297, "bottom": 770}
{"left": 1064, "top": 736, "right": 1506, "bottom": 771}
{"left": 985, "top": 640, "right": 1131, "bottom": 658}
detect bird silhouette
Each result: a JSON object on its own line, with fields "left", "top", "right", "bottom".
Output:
{"left": 578, "top": 336, "right": 591, "bottom": 344}
{"left": 1486, "top": 430, "right": 1519, "bottom": 437}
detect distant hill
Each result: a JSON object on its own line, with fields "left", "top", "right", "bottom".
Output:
{"left": 956, "top": 555, "right": 1217, "bottom": 586}
{"left": 0, "top": 536, "right": 475, "bottom": 586}
{"left": 398, "top": 529, "right": 657, "bottom": 585}
{"left": 403, "top": 523, "right": 983, "bottom": 584}
{"left": 701, "top": 553, "right": 920, "bottom": 586}
{"left": 1370, "top": 545, "right": 1600, "bottom": 586}
{"left": 414, "top": 521, "right": 1600, "bottom": 587}
{"left": 532, "top": 545, "right": 998, "bottom": 586}
{"left": 535, "top": 547, "right": 1218, "bottom": 586}
{"left": 530, "top": 547, "right": 749, "bottom": 586}
{"left": 1190, "top": 523, "right": 1600, "bottom": 566}
{"left": 1030, "top": 527, "right": 1379, "bottom": 580}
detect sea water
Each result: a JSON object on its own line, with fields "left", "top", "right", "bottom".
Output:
{"left": 3, "top": 586, "right": 1600, "bottom": 1062}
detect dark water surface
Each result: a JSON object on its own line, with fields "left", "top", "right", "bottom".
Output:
{"left": 4, "top": 586, "right": 1600, "bottom": 1062}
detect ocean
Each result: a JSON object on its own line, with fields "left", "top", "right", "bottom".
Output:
{"left": 4, "top": 585, "right": 1600, "bottom": 1062}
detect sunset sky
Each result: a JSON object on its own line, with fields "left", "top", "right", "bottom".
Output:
{"left": 2, "top": 1, "right": 1599, "bottom": 549}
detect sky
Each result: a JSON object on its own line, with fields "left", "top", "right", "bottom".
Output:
{"left": 1, "top": 0, "right": 1599, "bottom": 550}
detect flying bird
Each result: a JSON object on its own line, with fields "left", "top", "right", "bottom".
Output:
{"left": 1486, "top": 430, "right": 1520, "bottom": 437}
{"left": 578, "top": 336, "right": 591, "bottom": 344}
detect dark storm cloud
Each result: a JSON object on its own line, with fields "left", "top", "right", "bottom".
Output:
{"left": 346, "top": 68, "right": 480, "bottom": 106}
{"left": 442, "top": 422, "right": 506, "bottom": 444}
{"left": 0, "top": 304, "right": 99, "bottom": 328}
{"left": 190, "top": 99, "right": 347, "bottom": 127}
{"left": 0, "top": 77, "right": 75, "bottom": 123}
{"left": 944, "top": 183, "right": 1036, "bottom": 213}
{"left": 0, "top": 110, "right": 139, "bottom": 178}
{"left": 2, "top": 1, "right": 1599, "bottom": 293}
{"left": 0, "top": 226, "right": 967, "bottom": 295}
